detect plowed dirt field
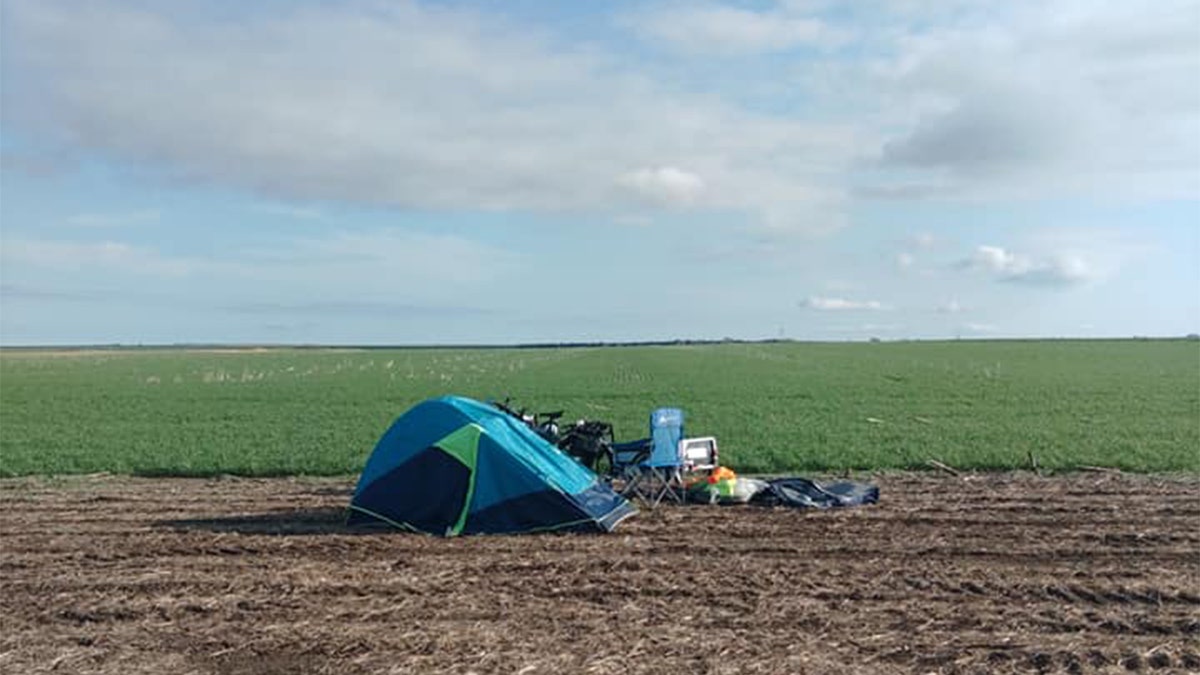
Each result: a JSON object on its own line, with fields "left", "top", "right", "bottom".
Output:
{"left": 2, "top": 473, "right": 1197, "bottom": 674}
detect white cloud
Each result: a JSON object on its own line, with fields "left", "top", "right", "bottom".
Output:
{"left": 968, "top": 245, "right": 1025, "bottom": 274}
{"left": 895, "top": 251, "right": 915, "bottom": 270}
{"left": 957, "top": 244, "right": 1094, "bottom": 287}
{"left": 624, "top": 5, "right": 845, "bottom": 55}
{"left": 802, "top": 296, "right": 888, "bottom": 311}
{"left": 617, "top": 167, "right": 705, "bottom": 207}
{"left": 1014, "top": 255, "right": 1092, "bottom": 286}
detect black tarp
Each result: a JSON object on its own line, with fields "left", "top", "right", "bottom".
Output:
{"left": 749, "top": 477, "right": 879, "bottom": 509}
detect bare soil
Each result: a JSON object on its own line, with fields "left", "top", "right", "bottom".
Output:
{"left": 1, "top": 473, "right": 1197, "bottom": 674}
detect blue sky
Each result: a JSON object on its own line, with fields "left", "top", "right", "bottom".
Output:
{"left": 1, "top": 0, "right": 1197, "bottom": 345}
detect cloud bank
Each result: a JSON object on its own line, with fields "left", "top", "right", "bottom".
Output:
{"left": 1, "top": 0, "right": 854, "bottom": 234}
{"left": 871, "top": 1, "right": 1200, "bottom": 200}
{"left": 4, "top": 0, "right": 1194, "bottom": 234}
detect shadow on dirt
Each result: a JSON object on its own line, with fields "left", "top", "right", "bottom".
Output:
{"left": 156, "top": 507, "right": 393, "bottom": 536}
{"left": 309, "top": 485, "right": 355, "bottom": 497}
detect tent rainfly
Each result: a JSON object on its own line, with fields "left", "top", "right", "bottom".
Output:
{"left": 348, "top": 395, "right": 636, "bottom": 536}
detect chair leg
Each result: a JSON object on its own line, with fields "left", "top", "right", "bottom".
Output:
{"left": 624, "top": 468, "right": 658, "bottom": 507}
{"left": 620, "top": 467, "right": 686, "bottom": 508}
{"left": 620, "top": 472, "right": 645, "bottom": 500}
{"left": 646, "top": 467, "right": 684, "bottom": 507}
{"left": 648, "top": 471, "right": 666, "bottom": 508}
{"left": 664, "top": 468, "right": 684, "bottom": 504}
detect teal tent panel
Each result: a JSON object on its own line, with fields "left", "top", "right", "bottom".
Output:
{"left": 470, "top": 433, "right": 560, "bottom": 512}
{"left": 356, "top": 399, "right": 470, "bottom": 490}
{"left": 462, "top": 400, "right": 595, "bottom": 496}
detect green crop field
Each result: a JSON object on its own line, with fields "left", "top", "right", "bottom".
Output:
{"left": 1, "top": 340, "right": 1197, "bottom": 477}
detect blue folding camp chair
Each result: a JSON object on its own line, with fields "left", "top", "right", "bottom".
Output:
{"left": 615, "top": 407, "right": 688, "bottom": 506}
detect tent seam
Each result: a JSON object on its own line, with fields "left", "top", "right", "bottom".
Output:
{"left": 347, "top": 504, "right": 423, "bottom": 534}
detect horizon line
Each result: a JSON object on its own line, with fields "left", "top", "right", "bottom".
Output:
{"left": 2, "top": 335, "right": 1197, "bottom": 351}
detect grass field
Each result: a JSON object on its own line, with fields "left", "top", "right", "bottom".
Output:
{"left": 0, "top": 340, "right": 1197, "bottom": 476}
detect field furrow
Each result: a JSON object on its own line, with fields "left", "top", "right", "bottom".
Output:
{"left": 2, "top": 472, "right": 1197, "bottom": 674}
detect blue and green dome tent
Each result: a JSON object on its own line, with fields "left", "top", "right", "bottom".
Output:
{"left": 348, "top": 395, "right": 637, "bottom": 536}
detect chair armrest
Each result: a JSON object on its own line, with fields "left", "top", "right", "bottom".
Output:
{"left": 611, "top": 438, "right": 652, "bottom": 466}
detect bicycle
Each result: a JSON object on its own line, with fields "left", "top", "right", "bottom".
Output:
{"left": 491, "top": 398, "right": 615, "bottom": 474}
